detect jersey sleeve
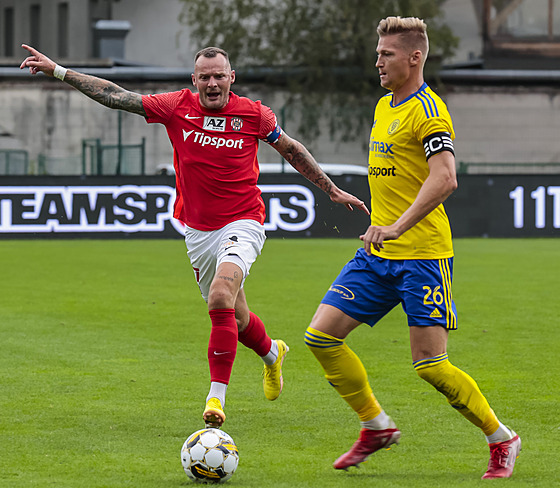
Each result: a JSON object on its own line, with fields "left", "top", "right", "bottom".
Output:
{"left": 259, "top": 104, "right": 283, "bottom": 144}
{"left": 415, "top": 112, "right": 454, "bottom": 141}
{"left": 142, "top": 90, "right": 187, "bottom": 124}
{"left": 414, "top": 104, "right": 456, "bottom": 161}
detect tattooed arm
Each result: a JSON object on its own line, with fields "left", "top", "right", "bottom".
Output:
{"left": 273, "top": 132, "right": 369, "bottom": 214}
{"left": 64, "top": 71, "right": 145, "bottom": 115}
{"left": 20, "top": 44, "right": 146, "bottom": 116}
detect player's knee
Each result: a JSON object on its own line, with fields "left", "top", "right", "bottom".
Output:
{"left": 208, "top": 287, "right": 236, "bottom": 310}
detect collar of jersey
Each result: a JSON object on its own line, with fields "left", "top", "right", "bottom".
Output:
{"left": 390, "top": 82, "right": 428, "bottom": 108}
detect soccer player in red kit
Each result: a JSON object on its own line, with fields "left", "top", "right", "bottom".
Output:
{"left": 21, "top": 45, "right": 369, "bottom": 428}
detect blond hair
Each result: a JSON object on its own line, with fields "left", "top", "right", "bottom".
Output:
{"left": 377, "top": 16, "right": 429, "bottom": 61}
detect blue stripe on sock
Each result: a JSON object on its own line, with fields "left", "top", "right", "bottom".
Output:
{"left": 412, "top": 353, "right": 448, "bottom": 370}
{"left": 304, "top": 330, "right": 343, "bottom": 348}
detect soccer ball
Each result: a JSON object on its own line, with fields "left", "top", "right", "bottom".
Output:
{"left": 181, "top": 428, "right": 239, "bottom": 483}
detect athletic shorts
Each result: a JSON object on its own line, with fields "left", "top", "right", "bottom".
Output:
{"left": 321, "top": 248, "right": 458, "bottom": 329}
{"left": 184, "top": 219, "right": 266, "bottom": 302}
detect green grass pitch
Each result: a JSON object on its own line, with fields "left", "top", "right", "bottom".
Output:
{"left": 1, "top": 238, "right": 558, "bottom": 487}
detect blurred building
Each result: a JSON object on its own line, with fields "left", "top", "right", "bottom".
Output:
{"left": 0, "top": 0, "right": 195, "bottom": 66}
{"left": 445, "top": 0, "right": 560, "bottom": 68}
{"left": 3, "top": 1, "right": 559, "bottom": 69}
{"left": 1, "top": 0, "right": 560, "bottom": 174}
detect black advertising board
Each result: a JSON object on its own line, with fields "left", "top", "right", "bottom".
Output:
{"left": 0, "top": 174, "right": 558, "bottom": 238}
{"left": 446, "top": 174, "right": 560, "bottom": 237}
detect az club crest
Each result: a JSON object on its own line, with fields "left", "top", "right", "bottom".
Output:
{"left": 231, "top": 118, "right": 243, "bottom": 131}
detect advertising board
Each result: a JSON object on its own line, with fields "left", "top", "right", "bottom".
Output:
{"left": 0, "top": 174, "right": 558, "bottom": 238}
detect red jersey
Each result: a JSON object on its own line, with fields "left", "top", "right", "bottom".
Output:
{"left": 142, "top": 90, "right": 281, "bottom": 231}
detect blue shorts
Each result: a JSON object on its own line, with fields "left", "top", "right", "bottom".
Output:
{"left": 321, "top": 248, "right": 458, "bottom": 329}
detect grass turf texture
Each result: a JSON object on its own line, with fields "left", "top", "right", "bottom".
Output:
{"left": 1, "top": 238, "right": 558, "bottom": 487}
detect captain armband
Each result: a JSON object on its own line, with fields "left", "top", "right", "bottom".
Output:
{"left": 263, "top": 124, "right": 283, "bottom": 144}
{"left": 423, "top": 132, "right": 454, "bottom": 160}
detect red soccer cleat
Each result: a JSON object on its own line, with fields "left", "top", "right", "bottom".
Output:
{"left": 482, "top": 432, "right": 521, "bottom": 479}
{"left": 333, "top": 421, "right": 401, "bottom": 470}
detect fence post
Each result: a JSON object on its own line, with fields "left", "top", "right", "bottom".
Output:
{"left": 81, "top": 140, "right": 86, "bottom": 175}
{"left": 116, "top": 110, "right": 123, "bottom": 175}
{"left": 96, "top": 139, "right": 102, "bottom": 175}
{"left": 37, "top": 154, "right": 45, "bottom": 174}
{"left": 141, "top": 137, "right": 146, "bottom": 175}
{"left": 280, "top": 105, "right": 286, "bottom": 173}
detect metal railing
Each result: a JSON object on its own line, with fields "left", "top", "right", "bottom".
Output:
{"left": 0, "top": 150, "right": 29, "bottom": 175}
{"left": 81, "top": 138, "right": 146, "bottom": 175}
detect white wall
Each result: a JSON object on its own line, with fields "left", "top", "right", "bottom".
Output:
{"left": 112, "top": 0, "right": 196, "bottom": 67}
{"left": 447, "top": 87, "right": 560, "bottom": 164}
{"left": 3, "top": 78, "right": 560, "bottom": 174}
{"left": 0, "top": 80, "right": 369, "bottom": 174}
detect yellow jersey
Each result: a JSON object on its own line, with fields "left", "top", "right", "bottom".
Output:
{"left": 368, "top": 83, "right": 455, "bottom": 259}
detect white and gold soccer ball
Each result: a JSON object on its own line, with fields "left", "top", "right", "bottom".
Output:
{"left": 181, "top": 428, "right": 239, "bottom": 483}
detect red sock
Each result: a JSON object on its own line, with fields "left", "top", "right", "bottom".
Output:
{"left": 238, "top": 312, "right": 272, "bottom": 357}
{"left": 208, "top": 308, "right": 238, "bottom": 384}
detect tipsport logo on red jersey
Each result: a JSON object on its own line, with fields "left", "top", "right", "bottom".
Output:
{"left": 182, "top": 129, "right": 244, "bottom": 150}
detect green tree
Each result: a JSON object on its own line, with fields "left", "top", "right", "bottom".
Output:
{"left": 179, "top": 0, "right": 458, "bottom": 144}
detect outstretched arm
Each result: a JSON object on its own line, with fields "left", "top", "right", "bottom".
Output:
{"left": 273, "top": 132, "right": 369, "bottom": 215}
{"left": 20, "top": 44, "right": 146, "bottom": 116}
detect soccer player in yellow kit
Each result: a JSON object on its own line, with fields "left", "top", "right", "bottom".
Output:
{"left": 305, "top": 16, "right": 521, "bottom": 479}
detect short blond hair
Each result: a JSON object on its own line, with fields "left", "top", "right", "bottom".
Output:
{"left": 377, "top": 16, "right": 429, "bottom": 60}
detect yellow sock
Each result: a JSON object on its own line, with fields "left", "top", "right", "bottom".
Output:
{"left": 414, "top": 354, "right": 499, "bottom": 435}
{"left": 305, "top": 326, "right": 382, "bottom": 421}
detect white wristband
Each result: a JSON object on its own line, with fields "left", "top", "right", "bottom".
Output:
{"left": 53, "top": 64, "right": 67, "bottom": 81}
